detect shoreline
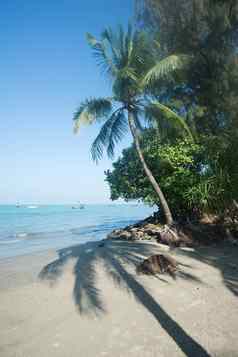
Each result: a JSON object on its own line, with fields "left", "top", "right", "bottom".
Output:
{"left": 0, "top": 204, "right": 155, "bottom": 260}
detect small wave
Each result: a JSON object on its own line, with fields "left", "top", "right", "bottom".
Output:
{"left": 16, "top": 233, "right": 28, "bottom": 238}
{"left": 0, "top": 239, "right": 21, "bottom": 244}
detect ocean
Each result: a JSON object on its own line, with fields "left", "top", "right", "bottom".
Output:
{"left": 0, "top": 204, "right": 155, "bottom": 259}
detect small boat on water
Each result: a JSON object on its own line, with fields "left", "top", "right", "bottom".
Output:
{"left": 16, "top": 203, "right": 39, "bottom": 209}
{"left": 72, "top": 202, "right": 85, "bottom": 210}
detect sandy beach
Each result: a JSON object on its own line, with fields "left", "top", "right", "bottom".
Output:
{"left": 0, "top": 240, "right": 238, "bottom": 357}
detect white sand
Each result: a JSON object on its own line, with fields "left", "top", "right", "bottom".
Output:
{"left": 0, "top": 240, "right": 238, "bottom": 357}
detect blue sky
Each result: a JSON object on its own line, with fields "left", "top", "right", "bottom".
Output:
{"left": 0, "top": 0, "right": 134, "bottom": 204}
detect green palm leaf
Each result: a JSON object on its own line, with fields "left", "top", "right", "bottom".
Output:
{"left": 124, "top": 23, "right": 133, "bottom": 65}
{"left": 86, "top": 33, "right": 117, "bottom": 76}
{"left": 91, "top": 108, "right": 127, "bottom": 161}
{"left": 101, "top": 27, "right": 120, "bottom": 64}
{"left": 73, "top": 98, "right": 112, "bottom": 133}
{"left": 117, "top": 67, "right": 138, "bottom": 81}
{"left": 106, "top": 109, "right": 128, "bottom": 158}
{"left": 143, "top": 54, "right": 190, "bottom": 86}
{"left": 146, "top": 101, "right": 193, "bottom": 140}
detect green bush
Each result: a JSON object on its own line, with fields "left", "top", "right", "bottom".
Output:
{"left": 106, "top": 129, "right": 238, "bottom": 220}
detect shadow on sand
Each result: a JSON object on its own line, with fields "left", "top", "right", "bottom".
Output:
{"left": 39, "top": 240, "right": 211, "bottom": 356}
{"left": 176, "top": 243, "right": 238, "bottom": 297}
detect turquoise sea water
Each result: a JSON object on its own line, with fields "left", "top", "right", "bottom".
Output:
{"left": 0, "top": 204, "right": 155, "bottom": 259}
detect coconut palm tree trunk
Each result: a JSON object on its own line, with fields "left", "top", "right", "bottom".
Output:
{"left": 128, "top": 111, "right": 174, "bottom": 225}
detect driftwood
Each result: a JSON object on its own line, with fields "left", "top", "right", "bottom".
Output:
{"left": 136, "top": 254, "right": 178, "bottom": 278}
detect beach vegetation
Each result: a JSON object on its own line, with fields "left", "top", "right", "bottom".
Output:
{"left": 126, "top": 0, "right": 238, "bottom": 225}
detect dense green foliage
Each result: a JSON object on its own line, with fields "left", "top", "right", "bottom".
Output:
{"left": 106, "top": 129, "right": 238, "bottom": 219}
{"left": 105, "top": 0, "right": 238, "bottom": 219}
{"left": 105, "top": 133, "right": 201, "bottom": 213}
{"left": 136, "top": 0, "right": 238, "bottom": 135}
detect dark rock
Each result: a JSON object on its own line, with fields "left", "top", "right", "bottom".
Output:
{"left": 143, "top": 223, "right": 162, "bottom": 236}
{"left": 106, "top": 211, "right": 236, "bottom": 246}
{"left": 120, "top": 231, "right": 133, "bottom": 240}
{"left": 107, "top": 229, "right": 132, "bottom": 240}
{"left": 130, "top": 229, "right": 145, "bottom": 240}
{"left": 107, "top": 229, "right": 124, "bottom": 240}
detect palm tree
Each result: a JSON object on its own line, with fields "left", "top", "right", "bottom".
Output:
{"left": 73, "top": 25, "right": 191, "bottom": 225}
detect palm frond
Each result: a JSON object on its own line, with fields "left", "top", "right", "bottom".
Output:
{"left": 146, "top": 101, "right": 193, "bottom": 140}
{"left": 86, "top": 33, "right": 117, "bottom": 76}
{"left": 130, "top": 31, "right": 155, "bottom": 77}
{"left": 125, "top": 23, "right": 134, "bottom": 65}
{"left": 143, "top": 54, "right": 191, "bottom": 86}
{"left": 91, "top": 108, "right": 127, "bottom": 161}
{"left": 101, "top": 27, "right": 120, "bottom": 64}
{"left": 106, "top": 110, "right": 128, "bottom": 159}
{"left": 86, "top": 26, "right": 153, "bottom": 86}
{"left": 117, "top": 67, "right": 138, "bottom": 82}
{"left": 101, "top": 26, "right": 132, "bottom": 71}
{"left": 130, "top": 105, "right": 145, "bottom": 134}
{"left": 73, "top": 98, "right": 112, "bottom": 133}
{"left": 118, "top": 25, "right": 125, "bottom": 61}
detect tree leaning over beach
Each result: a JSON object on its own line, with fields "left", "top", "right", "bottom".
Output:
{"left": 73, "top": 25, "right": 191, "bottom": 225}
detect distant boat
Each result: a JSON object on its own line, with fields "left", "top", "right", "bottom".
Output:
{"left": 72, "top": 202, "right": 85, "bottom": 210}
{"left": 16, "top": 202, "right": 21, "bottom": 208}
{"left": 27, "top": 205, "right": 38, "bottom": 209}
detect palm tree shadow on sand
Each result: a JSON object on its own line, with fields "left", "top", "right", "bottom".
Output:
{"left": 176, "top": 243, "right": 238, "bottom": 297}
{"left": 39, "top": 240, "right": 210, "bottom": 356}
